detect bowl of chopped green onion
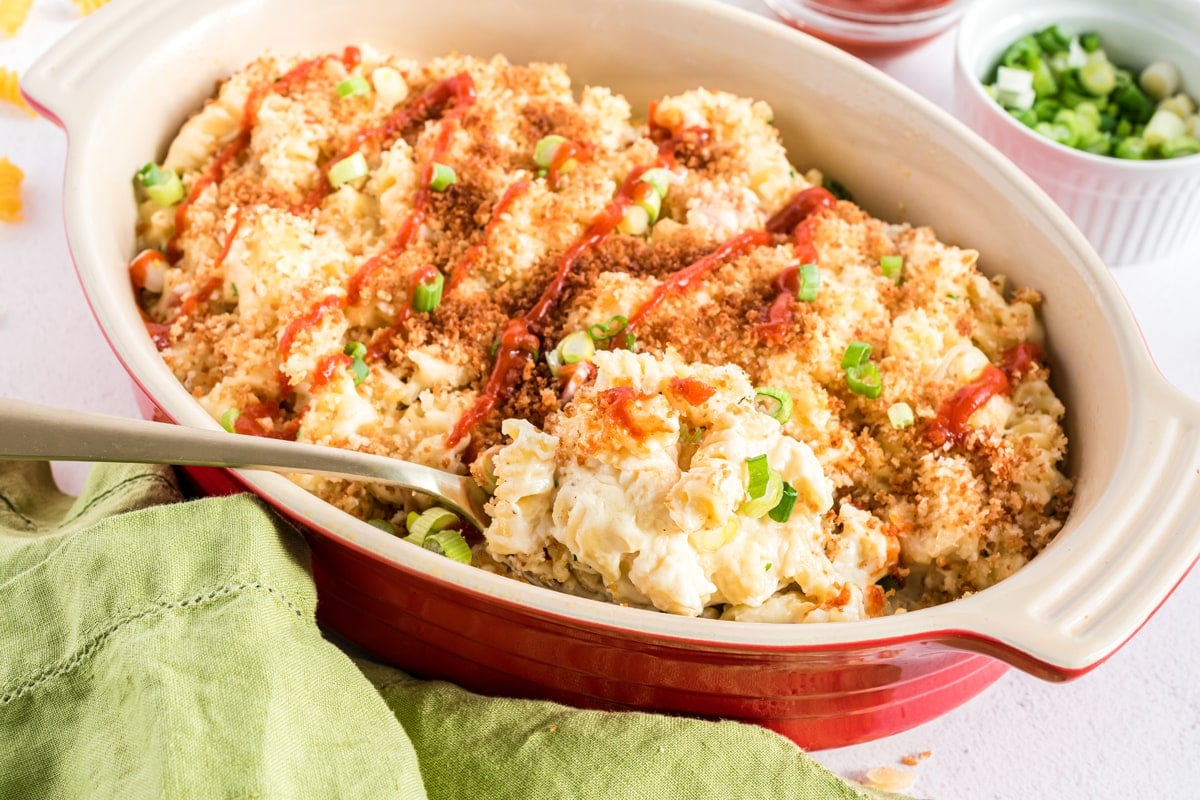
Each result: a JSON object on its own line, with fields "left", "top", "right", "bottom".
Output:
{"left": 954, "top": 0, "right": 1200, "bottom": 265}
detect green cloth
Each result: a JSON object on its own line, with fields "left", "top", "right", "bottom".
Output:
{"left": 0, "top": 461, "right": 914, "bottom": 800}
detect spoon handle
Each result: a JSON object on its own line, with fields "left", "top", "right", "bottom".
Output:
{"left": 0, "top": 397, "right": 490, "bottom": 528}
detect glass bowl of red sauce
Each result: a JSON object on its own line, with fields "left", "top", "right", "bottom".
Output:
{"left": 764, "top": 0, "right": 975, "bottom": 53}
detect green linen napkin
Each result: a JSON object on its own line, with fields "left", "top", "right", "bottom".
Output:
{"left": 0, "top": 460, "right": 915, "bottom": 800}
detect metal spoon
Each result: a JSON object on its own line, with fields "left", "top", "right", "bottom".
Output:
{"left": 0, "top": 397, "right": 491, "bottom": 529}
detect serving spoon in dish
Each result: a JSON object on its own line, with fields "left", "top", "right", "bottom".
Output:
{"left": 0, "top": 397, "right": 492, "bottom": 530}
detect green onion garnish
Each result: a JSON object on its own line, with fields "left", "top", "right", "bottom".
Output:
{"left": 588, "top": 315, "right": 628, "bottom": 343}
{"left": 344, "top": 340, "right": 369, "bottom": 385}
{"left": 557, "top": 330, "right": 595, "bottom": 365}
{"left": 367, "top": 518, "right": 397, "bottom": 535}
{"left": 429, "top": 162, "right": 456, "bottom": 192}
{"left": 135, "top": 162, "right": 184, "bottom": 206}
{"left": 754, "top": 387, "right": 793, "bottom": 425}
{"left": 887, "top": 401, "right": 914, "bottom": 430}
{"left": 797, "top": 263, "right": 819, "bottom": 302}
{"left": 767, "top": 481, "right": 797, "bottom": 523}
{"left": 739, "top": 468, "right": 783, "bottom": 518}
{"left": 405, "top": 507, "right": 460, "bottom": 544}
{"left": 846, "top": 363, "right": 882, "bottom": 398}
{"left": 745, "top": 454, "right": 770, "bottom": 499}
{"left": 840, "top": 341, "right": 872, "bottom": 369}
{"left": 880, "top": 254, "right": 904, "bottom": 284}
{"left": 617, "top": 205, "right": 650, "bottom": 235}
{"left": 411, "top": 269, "right": 445, "bottom": 313}
{"left": 336, "top": 76, "right": 371, "bottom": 99}
{"left": 533, "top": 135, "right": 566, "bottom": 168}
{"left": 423, "top": 529, "right": 472, "bottom": 563}
{"left": 219, "top": 408, "right": 239, "bottom": 433}
{"left": 635, "top": 189, "right": 662, "bottom": 226}
{"left": 638, "top": 168, "right": 672, "bottom": 197}
{"left": 329, "top": 152, "right": 369, "bottom": 188}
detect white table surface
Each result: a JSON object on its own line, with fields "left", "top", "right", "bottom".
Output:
{"left": 2, "top": 3, "right": 1197, "bottom": 798}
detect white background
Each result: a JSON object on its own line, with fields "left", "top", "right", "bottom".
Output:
{"left": 1, "top": 2, "right": 1197, "bottom": 798}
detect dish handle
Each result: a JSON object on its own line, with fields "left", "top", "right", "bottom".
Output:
{"left": 952, "top": 379, "right": 1200, "bottom": 680}
{"left": 20, "top": 0, "right": 194, "bottom": 129}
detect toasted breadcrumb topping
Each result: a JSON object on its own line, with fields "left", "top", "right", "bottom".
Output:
{"left": 134, "top": 49, "right": 1072, "bottom": 620}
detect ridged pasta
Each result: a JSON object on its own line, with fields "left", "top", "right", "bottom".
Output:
{"left": 0, "top": 156, "right": 23, "bottom": 222}
{"left": 0, "top": 0, "right": 33, "bottom": 37}
{"left": 71, "top": 0, "right": 108, "bottom": 15}
{"left": 0, "top": 67, "right": 34, "bottom": 116}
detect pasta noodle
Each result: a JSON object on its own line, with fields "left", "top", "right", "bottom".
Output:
{"left": 0, "top": 68, "right": 34, "bottom": 116}
{"left": 0, "top": 156, "right": 23, "bottom": 222}
{"left": 0, "top": 0, "right": 32, "bottom": 37}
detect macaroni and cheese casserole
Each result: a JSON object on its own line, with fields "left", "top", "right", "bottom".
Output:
{"left": 131, "top": 48, "right": 1072, "bottom": 622}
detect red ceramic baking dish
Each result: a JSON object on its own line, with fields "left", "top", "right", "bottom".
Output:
{"left": 22, "top": 0, "right": 1200, "bottom": 749}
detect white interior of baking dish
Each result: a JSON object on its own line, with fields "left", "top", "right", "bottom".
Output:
{"left": 23, "top": 0, "right": 1200, "bottom": 674}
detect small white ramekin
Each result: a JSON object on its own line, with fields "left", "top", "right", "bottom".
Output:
{"left": 954, "top": 0, "right": 1200, "bottom": 266}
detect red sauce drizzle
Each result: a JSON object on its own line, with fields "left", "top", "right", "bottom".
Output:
{"left": 598, "top": 386, "right": 673, "bottom": 441}
{"left": 346, "top": 101, "right": 472, "bottom": 303}
{"left": 212, "top": 207, "right": 244, "bottom": 271}
{"left": 140, "top": 310, "right": 171, "bottom": 351}
{"left": 627, "top": 229, "right": 773, "bottom": 331}
{"left": 445, "top": 165, "right": 659, "bottom": 447}
{"left": 278, "top": 294, "right": 344, "bottom": 357}
{"left": 756, "top": 192, "right": 834, "bottom": 342}
{"left": 168, "top": 54, "right": 334, "bottom": 259}
{"left": 341, "top": 45, "right": 362, "bottom": 71}
{"left": 765, "top": 186, "right": 838, "bottom": 239}
{"left": 232, "top": 401, "right": 299, "bottom": 440}
{"left": 547, "top": 140, "right": 586, "bottom": 189}
{"left": 446, "top": 178, "right": 530, "bottom": 293}
{"left": 927, "top": 342, "right": 1045, "bottom": 447}
{"left": 647, "top": 101, "right": 711, "bottom": 167}
{"left": 310, "top": 352, "right": 352, "bottom": 390}
{"left": 129, "top": 249, "right": 168, "bottom": 291}
{"left": 669, "top": 377, "right": 716, "bottom": 406}
{"left": 177, "top": 277, "right": 223, "bottom": 320}
{"left": 364, "top": 264, "right": 440, "bottom": 360}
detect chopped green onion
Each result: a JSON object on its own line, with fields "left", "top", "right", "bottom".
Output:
{"left": 336, "top": 76, "right": 371, "bottom": 99}
{"left": 745, "top": 454, "right": 770, "bottom": 499}
{"left": 1079, "top": 58, "right": 1116, "bottom": 97}
{"left": 846, "top": 363, "right": 882, "bottom": 398}
{"left": 534, "top": 135, "right": 566, "bottom": 168}
{"left": 880, "top": 254, "right": 903, "bottom": 283}
{"left": 768, "top": 481, "right": 797, "bottom": 523}
{"left": 343, "top": 341, "right": 369, "bottom": 385}
{"left": 797, "top": 263, "right": 819, "bottom": 302}
{"left": 1139, "top": 61, "right": 1181, "bottom": 101}
{"left": 1034, "top": 25, "right": 1070, "bottom": 55}
{"left": 822, "top": 177, "right": 853, "bottom": 201}
{"left": 887, "top": 401, "right": 915, "bottom": 430}
{"left": 219, "top": 408, "right": 239, "bottom": 432}
{"left": 739, "top": 469, "right": 783, "bottom": 518}
{"left": 635, "top": 188, "right": 662, "bottom": 225}
{"left": 405, "top": 507, "right": 459, "bottom": 543}
{"left": 423, "top": 529, "right": 472, "bottom": 563}
{"left": 639, "top": 168, "right": 672, "bottom": 197}
{"left": 411, "top": 269, "right": 445, "bottom": 313}
{"left": 367, "top": 518, "right": 397, "bottom": 535}
{"left": 1079, "top": 31, "right": 1102, "bottom": 53}
{"left": 1161, "top": 135, "right": 1200, "bottom": 159}
{"left": 329, "top": 152, "right": 369, "bottom": 187}
{"left": 557, "top": 330, "right": 595, "bottom": 365}
{"left": 429, "top": 162, "right": 456, "bottom": 192}
{"left": 755, "top": 387, "right": 793, "bottom": 425}
{"left": 840, "top": 341, "right": 872, "bottom": 369}
{"left": 588, "top": 315, "right": 629, "bottom": 343}
{"left": 135, "top": 162, "right": 184, "bottom": 206}
{"left": 617, "top": 204, "right": 650, "bottom": 236}
{"left": 406, "top": 511, "right": 420, "bottom": 532}
{"left": 1114, "top": 136, "right": 1149, "bottom": 160}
